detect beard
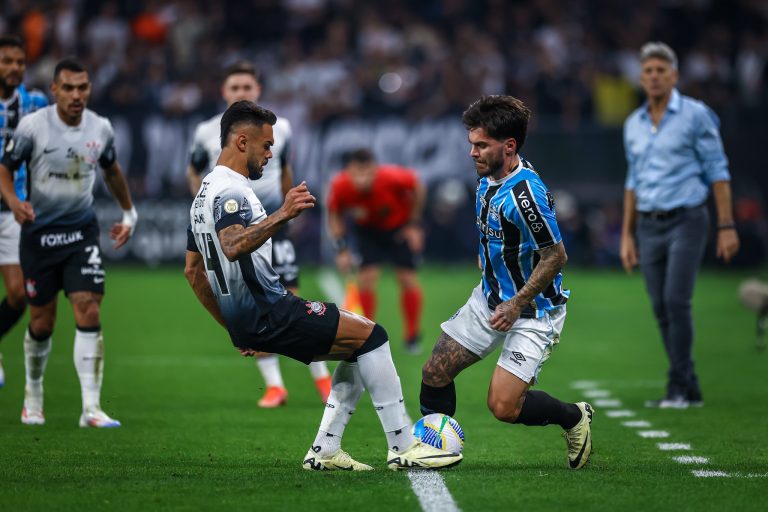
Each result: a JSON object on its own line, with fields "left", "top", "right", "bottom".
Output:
{"left": 475, "top": 157, "right": 504, "bottom": 178}
{"left": 247, "top": 160, "right": 263, "bottom": 180}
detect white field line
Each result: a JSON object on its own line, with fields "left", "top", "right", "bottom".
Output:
{"left": 658, "top": 443, "right": 691, "bottom": 451}
{"left": 621, "top": 420, "right": 651, "bottom": 428}
{"left": 692, "top": 470, "right": 768, "bottom": 478}
{"left": 673, "top": 456, "right": 709, "bottom": 464}
{"left": 593, "top": 399, "right": 622, "bottom": 408}
{"left": 638, "top": 430, "right": 670, "bottom": 438}
{"left": 570, "top": 380, "right": 600, "bottom": 389}
{"left": 605, "top": 410, "right": 635, "bottom": 418}
{"left": 582, "top": 389, "right": 611, "bottom": 398}
{"left": 407, "top": 471, "right": 461, "bottom": 512}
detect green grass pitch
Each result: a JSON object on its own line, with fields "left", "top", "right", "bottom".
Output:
{"left": 0, "top": 265, "right": 766, "bottom": 511}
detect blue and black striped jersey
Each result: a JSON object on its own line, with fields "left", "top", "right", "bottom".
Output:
{"left": 0, "top": 84, "right": 48, "bottom": 207}
{"left": 475, "top": 158, "right": 569, "bottom": 318}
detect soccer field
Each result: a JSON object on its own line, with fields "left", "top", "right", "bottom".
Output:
{"left": 0, "top": 265, "right": 765, "bottom": 511}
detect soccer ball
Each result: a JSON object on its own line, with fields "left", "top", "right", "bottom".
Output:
{"left": 413, "top": 413, "right": 465, "bottom": 454}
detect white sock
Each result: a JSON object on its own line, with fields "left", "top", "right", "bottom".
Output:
{"left": 256, "top": 354, "right": 284, "bottom": 388}
{"left": 356, "top": 342, "right": 416, "bottom": 453}
{"left": 308, "top": 361, "right": 330, "bottom": 380}
{"left": 313, "top": 361, "right": 364, "bottom": 456}
{"left": 24, "top": 329, "right": 52, "bottom": 405}
{"left": 73, "top": 329, "right": 104, "bottom": 412}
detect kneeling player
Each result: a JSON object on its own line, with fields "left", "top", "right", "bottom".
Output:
{"left": 185, "top": 100, "right": 461, "bottom": 470}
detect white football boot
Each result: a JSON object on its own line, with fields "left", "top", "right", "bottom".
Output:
{"left": 21, "top": 386, "right": 45, "bottom": 425}
{"left": 563, "top": 402, "right": 594, "bottom": 469}
{"left": 302, "top": 448, "right": 373, "bottom": 471}
{"left": 79, "top": 407, "right": 121, "bottom": 428}
{"left": 387, "top": 441, "right": 463, "bottom": 470}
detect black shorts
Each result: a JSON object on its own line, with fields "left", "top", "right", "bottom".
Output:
{"left": 355, "top": 225, "right": 419, "bottom": 269}
{"left": 242, "top": 294, "right": 340, "bottom": 365}
{"left": 271, "top": 227, "right": 300, "bottom": 289}
{"left": 20, "top": 219, "right": 105, "bottom": 306}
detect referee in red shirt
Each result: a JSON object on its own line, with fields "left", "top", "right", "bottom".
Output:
{"left": 327, "top": 148, "right": 426, "bottom": 354}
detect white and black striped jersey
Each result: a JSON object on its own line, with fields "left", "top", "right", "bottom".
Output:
{"left": 1, "top": 106, "right": 116, "bottom": 231}
{"left": 188, "top": 165, "right": 287, "bottom": 340}
{"left": 475, "top": 158, "right": 569, "bottom": 318}
{"left": 188, "top": 113, "right": 292, "bottom": 215}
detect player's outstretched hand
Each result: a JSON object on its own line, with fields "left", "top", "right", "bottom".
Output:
{"left": 110, "top": 223, "right": 132, "bottom": 249}
{"left": 11, "top": 200, "right": 35, "bottom": 225}
{"left": 489, "top": 300, "right": 521, "bottom": 332}
{"left": 716, "top": 228, "right": 739, "bottom": 264}
{"left": 281, "top": 181, "right": 315, "bottom": 220}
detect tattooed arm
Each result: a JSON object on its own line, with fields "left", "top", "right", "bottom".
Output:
{"left": 489, "top": 242, "right": 567, "bottom": 331}
{"left": 218, "top": 182, "right": 315, "bottom": 262}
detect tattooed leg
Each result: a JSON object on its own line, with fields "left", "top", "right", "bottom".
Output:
{"left": 420, "top": 331, "right": 480, "bottom": 416}
{"left": 422, "top": 332, "right": 481, "bottom": 386}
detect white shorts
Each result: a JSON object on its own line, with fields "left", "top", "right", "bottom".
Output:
{"left": 441, "top": 284, "right": 566, "bottom": 384}
{"left": 0, "top": 213, "right": 21, "bottom": 265}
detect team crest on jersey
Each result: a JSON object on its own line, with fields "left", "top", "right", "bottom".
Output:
{"left": 85, "top": 141, "right": 102, "bottom": 165}
{"left": 224, "top": 199, "right": 239, "bottom": 214}
{"left": 25, "top": 279, "right": 37, "bottom": 298}
{"left": 489, "top": 204, "right": 500, "bottom": 222}
{"left": 305, "top": 301, "right": 327, "bottom": 316}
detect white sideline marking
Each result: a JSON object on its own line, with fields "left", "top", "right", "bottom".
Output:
{"left": 658, "top": 443, "right": 691, "bottom": 451}
{"left": 407, "top": 471, "right": 460, "bottom": 512}
{"left": 593, "top": 399, "right": 622, "bottom": 408}
{"left": 570, "top": 381, "right": 599, "bottom": 389}
{"left": 673, "top": 456, "right": 709, "bottom": 465}
{"left": 692, "top": 470, "right": 768, "bottom": 479}
{"left": 606, "top": 410, "right": 635, "bottom": 418}
{"left": 638, "top": 430, "right": 670, "bottom": 438}
{"left": 692, "top": 470, "right": 730, "bottom": 478}
{"left": 582, "top": 389, "right": 611, "bottom": 398}
{"left": 621, "top": 420, "right": 651, "bottom": 428}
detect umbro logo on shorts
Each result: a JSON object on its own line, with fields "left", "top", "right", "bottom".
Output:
{"left": 508, "top": 351, "right": 527, "bottom": 366}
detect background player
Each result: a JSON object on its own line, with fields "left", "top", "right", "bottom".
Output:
{"left": 419, "top": 95, "right": 594, "bottom": 469}
{"left": 185, "top": 100, "right": 462, "bottom": 470}
{"left": 0, "top": 36, "right": 47, "bottom": 388}
{"left": 0, "top": 59, "right": 137, "bottom": 427}
{"left": 187, "top": 61, "right": 329, "bottom": 408}
{"left": 326, "top": 148, "right": 426, "bottom": 354}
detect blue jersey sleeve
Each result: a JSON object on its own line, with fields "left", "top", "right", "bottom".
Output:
{"left": 212, "top": 188, "right": 253, "bottom": 233}
{"left": 509, "top": 179, "right": 561, "bottom": 249}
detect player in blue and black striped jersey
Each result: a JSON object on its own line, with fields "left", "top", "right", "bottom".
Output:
{"left": 419, "top": 95, "right": 595, "bottom": 469}
{"left": 0, "top": 36, "right": 47, "bottom": 389}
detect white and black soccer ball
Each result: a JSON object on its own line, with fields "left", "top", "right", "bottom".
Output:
{"left": 413, "top": 413, "right": 465, "bottom": 454}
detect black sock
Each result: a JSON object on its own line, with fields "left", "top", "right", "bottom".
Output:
{"left": 0, "top": 298, "right": 25, "bottom": 341}
{"left": 420, "top": 381, "right": 456, "bottom": 416}
{"left": 513, "top": 390, "right": 582, "bottom": 429}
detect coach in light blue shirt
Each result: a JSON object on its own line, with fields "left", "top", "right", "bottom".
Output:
{"left": 619, "top": 42, "right": 739, "bottom": 410}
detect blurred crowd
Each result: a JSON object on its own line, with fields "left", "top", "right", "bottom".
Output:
{"left": 3, "top": 0, "right": 767, "bottom": 267}
{"left": 3, "top": 0, "right": 767, "bottom": 128}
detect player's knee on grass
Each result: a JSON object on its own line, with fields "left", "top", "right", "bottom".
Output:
{"left": 420, "top": 380, "right": 456, "bottom": 416}
{"left": 353, "top": 323, "right": 388, "bottom": 357}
